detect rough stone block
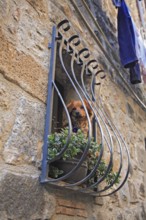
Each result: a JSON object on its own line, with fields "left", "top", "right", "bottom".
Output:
{"left": 51, "top": 214, "right": 86, "bottom": 220}
{"left": 140, "top": 202, "right": 146, "bottom": 219}
{"left": 0, "top": 165, "right": 56, "bottom": 220}
{"left": 56, "top": 206, "right": 76, "bottom": 216}
{"left": 0, "top": 31, "right": 48, "bottom": 102}
{"left": 137, "top": 148, "right": 146, "bottom": 172}
{"left": 115, "top": 212, "right": 124, "bottom": 220}
{"left": 128, "top": 181, "right": 138, "bottom": 204}
{"left": 56, "top": 206, "right": 87, "bottom": 218}
{"left": 0, "top": 0, "right": 8, "bottom": 18}
{"left": 94, "top": 197, "right": 104, "bottom": 206}
{"left": 3, "top": 97, "right": 44, "bottom": 164}
{"left": 139, "top": 182, "right": 145, "bottom": 198}
{"left": 57, "top": 198, "right": 85, "bottom": 209}
{"left": 119, "top": 183, "right": 129, "bottom": 203}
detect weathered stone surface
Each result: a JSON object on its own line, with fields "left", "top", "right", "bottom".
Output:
{"left": 116, "top": 212, "right": 123, "bottom": 220}
{"left": 94, "top": 197, "right": 104, "bottom": 206}
{"left": 51, "top": 215, "right": 86, "bottom": 220}
{"left": 139, "top": 182, "right": 145, "bottom": 197}
{"left": 126, "top": 103, "right": 135, "bottom": 119}
{"left": 56, "top": 206, "right": 88, "bottom": 218}
{"left": 0, "top": 0, "right": 50, "bottom": 67}
{"left": 0, "top": 164, "right": 56, "bottom": 220}
{"left": 92, "top": 210, "right": 107, "bottom": 220}
{"left": 0, "top": 0, "right": 8, "bottom": 18}
{"left": 57, "top": 198, "right": 86, "bottom": 210}
{"left": 125, "top": 211, "right": 137, "bottom": 220}
{"left": 0, "top": 74, "right": 17, "bottom": 158}
{"left": 140, "top": 203, "right": 146, "bottom": 220}
{"left": 119, "top": 183, "right": 130, "bottom": 203}
{"left": 128, "top": 181, "right": 138, "bottom": 204}
{"left": 0, "top": 0, "right": 146, "bottom": 219}
{"left": 137, "top": 148, "right": 146, "bottom": 172}
{"left": 26, "top": 0, "right": 48, "bottom": 16}
{"left": 0, "top": 73, "right": 45, "bottom": 165}
{"left": 0, "top": 31, "right": 48, "bottom": 102}
{"left": 3, "top": 95, "right": 45, "bottom": 165}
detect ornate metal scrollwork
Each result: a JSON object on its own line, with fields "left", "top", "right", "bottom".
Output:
{"left": 40, "top": 19, "right": 130, "bottom": 197}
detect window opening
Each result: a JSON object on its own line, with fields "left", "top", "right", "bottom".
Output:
{"left": 40, "top": 19, "right": 131, "bottom": 197}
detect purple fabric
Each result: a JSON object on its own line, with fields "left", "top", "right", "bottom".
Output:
{"left": 118, "top": 0, "right": 138, "bottom": 68}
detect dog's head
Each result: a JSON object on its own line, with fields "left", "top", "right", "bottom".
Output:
{"left": 67, "top": 99, "right": 93, "bottom": 120}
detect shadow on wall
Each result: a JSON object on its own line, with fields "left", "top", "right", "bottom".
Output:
{"left": 87, "top": 0, "right": 118, "bottom": 50}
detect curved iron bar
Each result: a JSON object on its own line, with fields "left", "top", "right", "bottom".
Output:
{"left": 54, "top": 31, "right": 114, "bottom": 187}
{"left": 48, "top": 33, "right": 93, "bottom": 184}
{"left": 56, "top": 42, "right": 120, "bottom": 189}
{"left": 78, "top": 71, "right": 124, "bottom": 196}
{"left": 85, "top": 59, "right": 98, "bottom": 76}
{"left": 94, "top": 98, "right": 131, "bottom": 196}
{"left": 83, "top": 70, "right": 122, "bottom": 193}
{"left": 65, "top": 47, "right": 105, "bottom": 186}
{"left": 47, "top": 81, "right": 72, "bottom": 164}
{"left": 81, "top": 60, "right": 113, "bottom": 150}
{"left": 90, "top": 146, "right": 130, "bottom": 196}
{"left": 76, "top": 48, "right": 90, "bottom": 65}
{"left": 89, "top": 74, "right": 123, "bottom": 191}
{"left": 69, "top": 51, "right": 115, "bottom": 188}
{"left": 46, "top": 21, "right": 91, "bottom": 183}
{"left": 66, "top": 34, "right": 81, "bottom": 54}
{"left": 45, "top": 21, "right": 81, "bottom": 183}
{"left": 89, "top": 78, "right": 130, "bottom": 195}
{"left": 57, "top": 19, "right": 71, "bottom": 31}
{"left": 79, "top": 62, "right": 117, "bottom": 190}
{"left": 45, "top": 19, "right": 130, "bottom": 195}
{"left": 80, "top": 71, "right": 130, "bottom": 196}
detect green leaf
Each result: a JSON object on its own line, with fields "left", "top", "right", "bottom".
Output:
{"left": 47, "top": 127, "right": 121, "bottom": 185}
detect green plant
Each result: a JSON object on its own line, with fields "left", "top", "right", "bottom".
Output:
{"left": 48, "top": 127, "right": 120, "bottom": 185}
{"left": 48, "top": 128, "right": 86, "bottom": 160}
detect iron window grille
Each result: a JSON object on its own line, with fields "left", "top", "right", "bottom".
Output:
{"left": 40, "top": 19, "right": 130, "bottom": 197}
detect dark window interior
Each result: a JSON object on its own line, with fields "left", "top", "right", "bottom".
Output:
{"left": 52, "top": 81, "right": 64, "bottom": 133}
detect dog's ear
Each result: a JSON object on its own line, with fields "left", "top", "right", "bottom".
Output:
{"left": 67, "top": 100, "right": 74, "bottom": 113}
{"left": 84, "top": 99, "right": 93, "bottom": 119}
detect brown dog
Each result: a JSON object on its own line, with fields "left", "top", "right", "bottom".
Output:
{"left": 67, "top": 99, "right": 93, "bottom": 136}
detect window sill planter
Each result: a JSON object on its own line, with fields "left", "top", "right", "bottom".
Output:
{"left": 50, "top": 159, "right": 88, "bottom": 183}
{"left": 47, "top": 128, "right": 120, "bottom": 188}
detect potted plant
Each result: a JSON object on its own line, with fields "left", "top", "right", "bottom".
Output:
{"left": 47, "top": 127, "right": 120, "bottom": 186}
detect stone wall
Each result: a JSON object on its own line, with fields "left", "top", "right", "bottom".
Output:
{"left": 0, "top": 0, "right": 146, "bottom": 219}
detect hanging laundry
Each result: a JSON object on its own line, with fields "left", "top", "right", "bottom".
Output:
{"left": 117, "top": 0, "right": 142, "bottom": 84}
{"left": 117, "top": 0, "right": 138, "bottom": 68}
{"left": 132, "top": 21, "right": 146, "bottom": 81}
{"left": 133, "top": 25, "right": 146, "bottom": 83}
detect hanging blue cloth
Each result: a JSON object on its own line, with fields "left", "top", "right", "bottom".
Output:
{"left": 117, "top": 0, "right": 138, "bottom": 68}
{"left": 117, "top": 0, "right": 141, "bottom": 84}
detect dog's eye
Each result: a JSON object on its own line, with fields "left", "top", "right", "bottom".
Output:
{"left": 72, "top": 107, "right": 76, "bottom": 111}
{"left": 80, "top": 105, "right": 84, "bottom": 109}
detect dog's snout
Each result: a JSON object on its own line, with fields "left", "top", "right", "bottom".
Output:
{"left": 75, "top": 111, "right": 80, "bottom": 117}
